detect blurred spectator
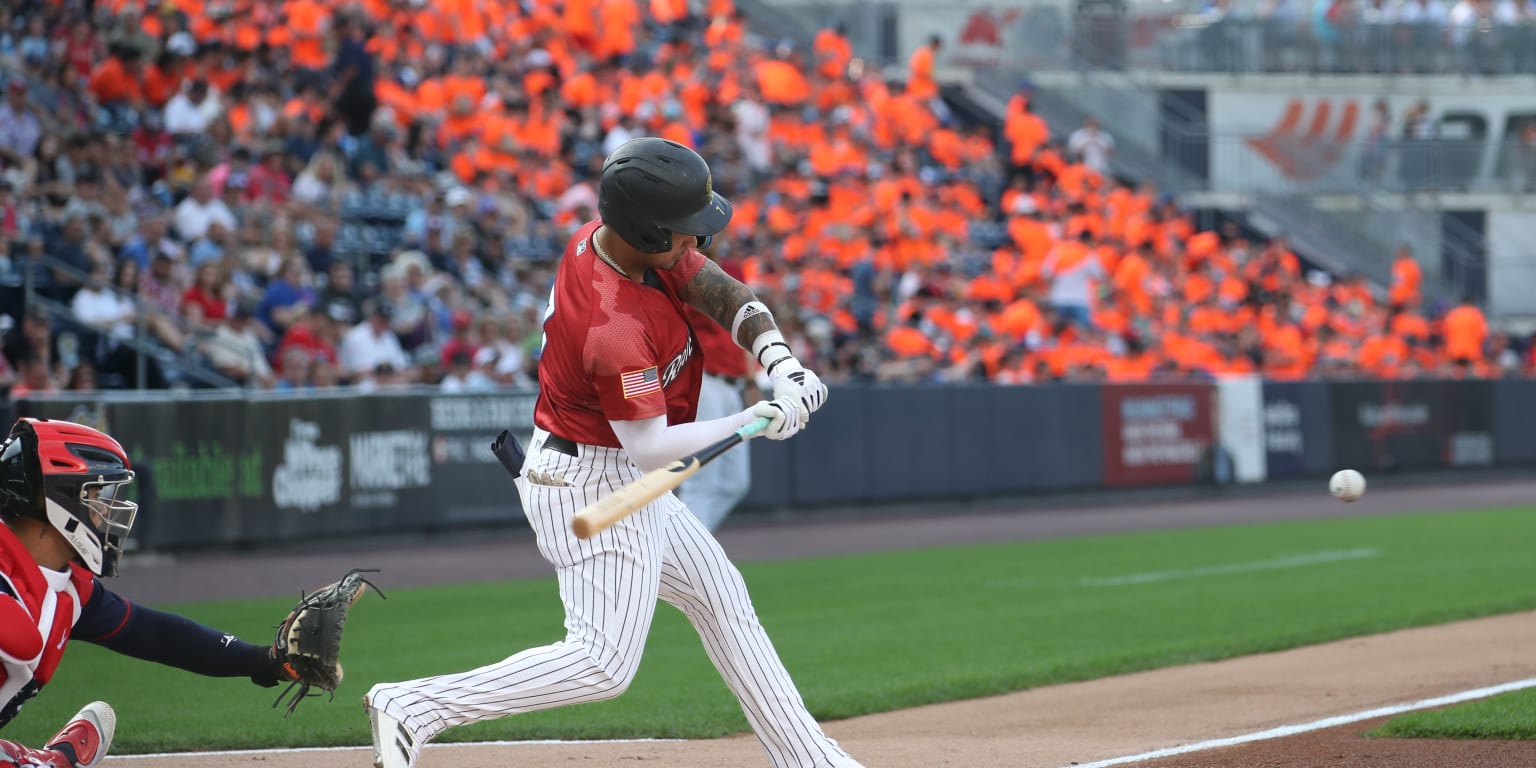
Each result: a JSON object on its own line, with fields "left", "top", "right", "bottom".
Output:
{"left": 2, "top": 307, "right": 54, "bottom": 374}
{"left": 70, "top": 263, "right": 135, "bottom": 343}
{"left": 65, "top": 359, "right": 96, "bottom": 392}
{"left": 474, "top": 313, "right": 532, "bottom": 387}
{"left": 164, "top": 79, "right": 221, "bottom": 136}
{"left": 276, "top": 305, "right": 340, "bottom": 379}
{"left": 173, "top": 177, "right": 237, "bottom": 241}
{"left": 438, "top": 349, "right": 495, "bottom": 393}
{"left": 438, "top": 309, "right": 479, "bottom": 368}
{"left": 339, "top": 300, "right": 409, "bottom": 379}
{"left": 132, "top": 254, "right": 187, "bottom": 351}
{"left": 1400, "top": 100, "right": 1438, "bottom": 189}
{"left": 258, "top": 256, "right": 316, "bottom": 336}
{"left": 1388, "top": 244, "right": 1422, "bottom": 311}
{"left": 0, "top": 80, "right": 41, "bottom": 170}
{"left": 1067, "top": 116, "right": 1115, "bottom": 176}
{"left": 8, "top": 354, "right": 58, "bottom": 399}
{"left": 290, "top": 150, "right": 344, "bottom": 206}
{"left": 204, "top": 301, "right": 275, "bottom": 386}
{"left": 318, "top": 260, "right": 362, "bottom": 325}
{"left": 330, "top": 14, "right": 378, "bottom": 137}
{"left": 1442, "top": 298, "right": 1489, "bottom": 371}
{"left": 182, "top": 260, "right": 232, "bottom": 330}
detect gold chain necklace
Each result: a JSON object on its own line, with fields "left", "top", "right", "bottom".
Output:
{"left": 593, "top": 228, "right": 632, "bottom": 279}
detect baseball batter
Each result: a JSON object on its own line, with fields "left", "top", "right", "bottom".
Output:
{"left": 365, "top": 138, "right": 863, "bottom": 768}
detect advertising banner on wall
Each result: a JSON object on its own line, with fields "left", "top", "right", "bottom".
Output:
{"left": 1260, "top": 381, "right": 1334, "bottom": 479}
{"left": 1206, "top": 86, "right": 1535, "bottom": 193}
{"left": 1329, "top": 380, "right": 1495, "bottom": 472}
{"left": 427, "top": 392, "right": 538, "bottom": 525}
{"left": 1261, "top": 383, "right": 1307, "bottom": 478}
{"left": 117, "top": 398, "right": 261, "bottom": 548}
{"left": 1101, "top": 383, "right": 1216, "bottom": 487}
{"left": 255, "top": 395, "right": 437, "bottom": 537}
{"left": 1494, "top": 379, "right": 1536, "bottom": 465}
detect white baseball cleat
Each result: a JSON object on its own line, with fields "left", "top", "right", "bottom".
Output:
{"left": 365, "top": 687, "right": 424, "bottom": 768}
{"left": 45, "top": 701, "right": 115, "bottom": 768}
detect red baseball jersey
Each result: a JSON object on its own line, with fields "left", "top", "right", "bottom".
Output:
{"left": 534, "top": 220, "right": 706, "bottom": 448}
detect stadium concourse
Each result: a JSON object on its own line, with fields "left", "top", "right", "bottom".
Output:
{"left": 3, "top": 0, "right": 1536, "bottom": 399}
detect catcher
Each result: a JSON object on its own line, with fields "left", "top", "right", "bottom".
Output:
{"left": 0, "top": 417, "right": 377, "bottom": 768}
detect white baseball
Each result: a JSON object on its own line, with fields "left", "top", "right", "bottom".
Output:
{"left": 1329, "top": 469, "right": 1366, "bottom": 502}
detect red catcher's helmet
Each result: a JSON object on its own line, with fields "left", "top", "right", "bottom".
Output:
{"left": 0, "top": 418, "right": 138, "bottom": 577}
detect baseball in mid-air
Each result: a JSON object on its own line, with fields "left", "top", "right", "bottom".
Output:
{"left": 1329, "top": 469, "right": 1366, "bottom": 502}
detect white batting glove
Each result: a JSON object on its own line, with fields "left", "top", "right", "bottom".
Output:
{"left": 752, "top": 329, "right": 829, "bottom": 426}
{"left": 749, "top": 398, "right": 804, "bottom": 440}
{"left": 769, "top": 362, "right": 827, "bottom": 427}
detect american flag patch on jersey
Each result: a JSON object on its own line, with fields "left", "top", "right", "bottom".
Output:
{"left": 621, "top": 367, "right": 661, "bottom": 399}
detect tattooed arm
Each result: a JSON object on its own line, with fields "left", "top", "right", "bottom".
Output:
{"left": 680, "top": 259, "right": 829, "bottom": 420}
{"left": 681, "top": 258, "right": 780, "bottom": 349}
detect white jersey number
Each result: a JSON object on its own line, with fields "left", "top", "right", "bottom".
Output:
{"left": 540, "top": 281, "right": 557, "bottom": 353}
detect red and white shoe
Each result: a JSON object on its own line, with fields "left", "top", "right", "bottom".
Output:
{"left": 44, "top": 702, "right": 115, "bottom": 768}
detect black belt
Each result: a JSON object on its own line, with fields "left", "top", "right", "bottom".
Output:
{"left": 543, "top": 434, "right": 579, "bottom": 457}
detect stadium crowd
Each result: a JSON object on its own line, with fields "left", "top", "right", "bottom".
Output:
{"left": 0, "top": 0, "right": 1533, "bottom": 401}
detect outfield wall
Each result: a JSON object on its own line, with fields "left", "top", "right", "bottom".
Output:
{"left": 11, "top": 376, "right": 1530, "bottom": 551}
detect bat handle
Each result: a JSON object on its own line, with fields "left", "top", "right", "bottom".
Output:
{"left": 736, "top": 416, "right": 773, "bottom": 440}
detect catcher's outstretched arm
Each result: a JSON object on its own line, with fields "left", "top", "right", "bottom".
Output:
{"left": 74, "top": 583, "right": 281, "bottom": 686}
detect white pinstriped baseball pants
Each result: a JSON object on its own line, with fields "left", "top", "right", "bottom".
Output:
{"left": 368, "top": 428, "right": 862, "bottom": 768}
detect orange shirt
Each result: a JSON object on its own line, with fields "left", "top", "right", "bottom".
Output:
{"left": 88, "top": 58, "right": 142, "bottom": 104}
{"left": 907, "top": 45, "right": 936, "bottom": 100}
{"left": 1441, "top": 305, "right": 1487, "bottom": 362}
{"left": 1390, "top": 256, "right": 1422, "bottom": 307}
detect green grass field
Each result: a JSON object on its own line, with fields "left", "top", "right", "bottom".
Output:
{"left": 1371, "top": 687, "right": 1536, "bottom": 740}
{"left": 10, "top": 506, "right": 1536, "bottom": 753}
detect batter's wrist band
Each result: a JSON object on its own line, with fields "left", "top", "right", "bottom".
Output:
{"left": 731, "top": 301, "right": 770, "bottom": 344}
{"left": 752, "top": 330, "right": 795, "bottom": 373}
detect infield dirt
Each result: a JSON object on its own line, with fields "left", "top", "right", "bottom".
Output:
{"left": 108, "top": 478, "right": 1536, "bottom": 768}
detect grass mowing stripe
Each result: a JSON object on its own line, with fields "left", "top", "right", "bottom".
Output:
{"left": 12, "top": 505, "right": 1536, "bottom": 754}
{"left": 1079, "top": 547, "right": 1383, "bottom": 586}
{"left": 1369, "top": 686, "right": 1536, "bottom": 740}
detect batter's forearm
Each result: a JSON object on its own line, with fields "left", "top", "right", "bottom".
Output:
{"left": 610, "top": 412, "right": 757, "bottom": 472}
{"left": 682, "top": 259, "right": 779, "bottom": 348}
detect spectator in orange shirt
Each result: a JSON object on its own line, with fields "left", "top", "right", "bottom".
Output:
{"left": 1388, "top": 244, "right": 1422, "bottom": 311}
{"left": 88, "top": 43, "right": 146, "bottom": 131}
{"left": 907, "top": 35, "right": 941, "bottom": 102}
{"left": 1441, "top": 298, "right": 1488, "bottom": 371}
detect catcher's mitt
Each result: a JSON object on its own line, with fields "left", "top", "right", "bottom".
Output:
{"left": 271, "top": 568, "right": 385, "bottom": 716}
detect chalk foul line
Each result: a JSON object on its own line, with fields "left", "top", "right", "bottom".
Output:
{"left": 1080, "top": 548, "right": 1382, "bottom": 587}
{"left": 1065, "top": 676, "right": 1536, "bottom": 768}
{"left": 105, "top": 738, "right": 685, "bottom": 761}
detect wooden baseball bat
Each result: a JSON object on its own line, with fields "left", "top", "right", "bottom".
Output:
{"left": 571, "top": 417, "right": 771, "bottom": 539}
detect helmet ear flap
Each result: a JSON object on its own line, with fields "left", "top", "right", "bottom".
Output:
{"left": 0, "top": 429, "right": 43, "bottom": 519}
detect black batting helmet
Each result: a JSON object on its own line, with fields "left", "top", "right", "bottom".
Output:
{"left": 598, "top": 138, "right": 733, "bottom": 254}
